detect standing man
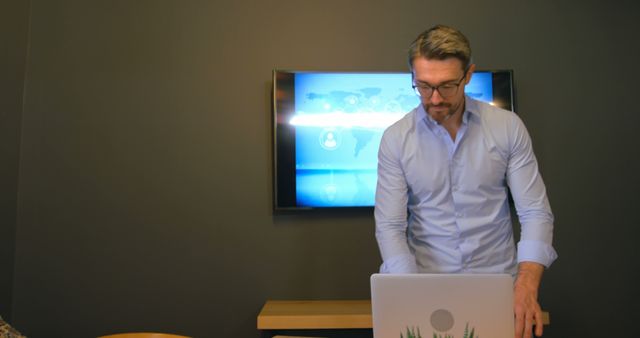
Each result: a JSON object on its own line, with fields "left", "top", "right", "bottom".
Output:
{"left": 375, "top": 25, "right": 557, "bottom": 338}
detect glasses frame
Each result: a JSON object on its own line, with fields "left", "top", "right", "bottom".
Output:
{"left": 412, "top": 69, "right": 469, "bottom": 99}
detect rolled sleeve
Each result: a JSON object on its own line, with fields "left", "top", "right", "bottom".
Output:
{"left": 517, "top": 240, "right": 558, "bottom": 267}
{"left": 507, "top": 115, "right": 558, "bottom": 268}
{"left": 379, "top": 254, "right": 419, "bottom": 273}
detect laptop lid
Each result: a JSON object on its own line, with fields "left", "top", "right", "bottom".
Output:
{"left": 370, "top": 273, "right": 514, "bottom": 338}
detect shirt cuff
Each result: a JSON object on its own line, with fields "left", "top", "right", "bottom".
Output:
{"left": 379, "top": 254, "right": 419, "bottom": 273}
{"left": 517, "top": 240, "right": 558, "bottom": 268}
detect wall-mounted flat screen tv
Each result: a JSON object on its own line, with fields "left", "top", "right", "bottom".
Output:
{"left": 273, "top": 70, "right": 515, "bottom": 211}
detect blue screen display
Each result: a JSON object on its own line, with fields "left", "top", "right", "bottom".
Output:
{"left": 291, "top": 72, "right": 494, "bottom": 207}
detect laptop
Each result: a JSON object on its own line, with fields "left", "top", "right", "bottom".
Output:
{"left": 370, "top": 274, "right": 514, "bottom": 338}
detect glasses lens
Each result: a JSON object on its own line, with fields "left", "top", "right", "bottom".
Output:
{"left": 438, "top": 85, "right": 457, "bottom": 98}
{"left": 414, "top": 84, "right": 458, "bottom": 98}
{"left": 414, "top": 86, "right": 432, "bottom": 97}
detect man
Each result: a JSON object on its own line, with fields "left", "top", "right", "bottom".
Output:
{"left": 375, "top": 25, "right": 557, "bottom": 338}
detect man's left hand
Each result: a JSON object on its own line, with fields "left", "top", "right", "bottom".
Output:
{"left": 514, "top": 262, "right": 545, "bottom": 338}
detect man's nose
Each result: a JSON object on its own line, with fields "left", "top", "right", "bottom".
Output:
{"left": 429, "top": 89, "right": 444, "bottom": 105}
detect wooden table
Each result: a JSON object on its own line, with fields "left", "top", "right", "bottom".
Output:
{"left": 258, "top": 300, "right": 549, "bottom": 337}
{"left": 258, "top": 300, "right": 373, "bottom": 330}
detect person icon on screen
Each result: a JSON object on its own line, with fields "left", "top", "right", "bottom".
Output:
{"left": 324, "top": 184, "right": 337, "bottom": 202}
{"left": 323, "top": 132, "right": 337, "bottom": 149}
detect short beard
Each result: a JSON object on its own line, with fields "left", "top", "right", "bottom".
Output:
{"left": 425, "top": 103, "right": 453, "bottom": 123}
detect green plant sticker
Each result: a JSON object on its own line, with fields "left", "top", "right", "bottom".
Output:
{"left": 400, "top": 322, "right": 477, "bottom": 338}
{"left": 399, "top": 308, "right": 479, "bottom": 338}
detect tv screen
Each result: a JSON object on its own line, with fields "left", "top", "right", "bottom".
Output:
{"left": 273, "top": 70, "right": 515, "bottom": 210}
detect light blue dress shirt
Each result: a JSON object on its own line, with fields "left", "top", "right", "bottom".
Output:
{"left": 375, "top": 96, "right": 557, "bottom": 275}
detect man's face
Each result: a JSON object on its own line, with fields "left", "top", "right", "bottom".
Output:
{"left": 411, "top": 57, "right": 475, "bottom": 124}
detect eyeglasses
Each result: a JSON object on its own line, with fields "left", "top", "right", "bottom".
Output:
{"left": 412, "top": 72, "right": 467, "bottom": 99}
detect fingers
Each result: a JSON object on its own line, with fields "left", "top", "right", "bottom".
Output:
{"left": 514, "top": 307, "right": 524, "bottom": 338}
{"left": 524, "top": 313, "right": 534, "bottom": 338}
{"left": 534, "top": 310, "right": 544, "bottom": 337}
{"left": 514, "top": 307, "right": 543, "bottom": 338}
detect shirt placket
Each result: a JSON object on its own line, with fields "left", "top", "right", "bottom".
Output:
{"left": 437, "top": 121, "right": 470, "bottom": 272}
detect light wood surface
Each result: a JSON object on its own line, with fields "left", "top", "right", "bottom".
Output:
{"left": 98, "top": 334, "right": 190, "bottom": 338}
{"left": 258, "top": 300, "right": 373, "bottom": 329}
{"left": 257, "top": 300, "right": 549, "bottom": 330}
{"left": 272, "top": 336, "right": 327, "bottom": 338}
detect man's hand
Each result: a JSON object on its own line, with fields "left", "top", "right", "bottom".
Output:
{"left": 514, "top": 262, "right": 544, "bottom": 338}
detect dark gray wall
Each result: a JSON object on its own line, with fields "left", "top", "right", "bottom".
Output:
{"left": 0, "top": 0, "right": 30, "bottom": 321}
{"left": 9, "top": 0, "right": 640, "bottom": 337}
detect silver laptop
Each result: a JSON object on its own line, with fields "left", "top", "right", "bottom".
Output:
{"left": 371, "top": 274, "right": 514, "bottom": 338}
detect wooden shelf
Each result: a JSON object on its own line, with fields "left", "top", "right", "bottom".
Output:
{"left": 258, "top": 300, "right": 372, "bottom": 329}
{"left": 257, "top": 300, "right": 549, "bottom": 330}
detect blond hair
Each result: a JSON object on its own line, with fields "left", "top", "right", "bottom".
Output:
{"left": 408, "top": 25, "right": 472, "bottom": 71}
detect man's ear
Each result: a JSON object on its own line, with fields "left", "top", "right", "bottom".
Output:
{"left": 465, "top": 64, "right": 476, "bottom": 84}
